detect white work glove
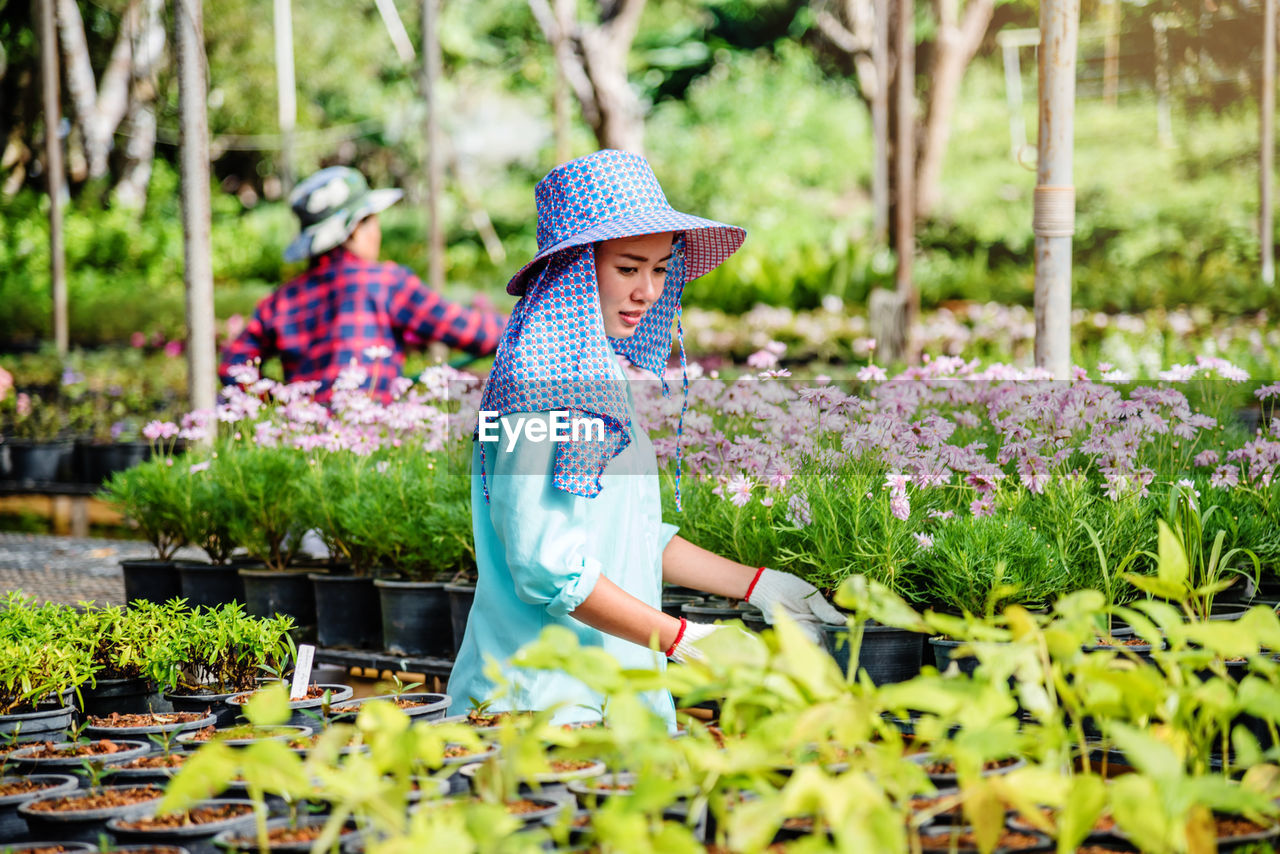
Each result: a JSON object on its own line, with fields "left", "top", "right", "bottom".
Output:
{"left": 747, "top": 568, "right": 845, "bottom": 643}
{"left": 667, "top": 620, "right": 727, "bottom": 664}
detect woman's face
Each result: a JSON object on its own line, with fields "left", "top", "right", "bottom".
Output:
{"left": 594, "top": 232, "right": 675, "bottom": 338}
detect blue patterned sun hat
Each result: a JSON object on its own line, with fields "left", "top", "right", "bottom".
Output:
{"left": 480, "top": 150, "right": 746, "bottom": 505}
{"left": 506, "top": 150, "right": 745, "bottom": 295}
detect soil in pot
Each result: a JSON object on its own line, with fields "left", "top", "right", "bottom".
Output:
{"left": 910, "top": 754, "right": 1025, "bottom": 788}
{"left": 108, "top": 799, "right": 258, "bottom": 854}
{"left": 163, "top": 689, "right": 245, "bottom": 729}
{"left": 17, "top": 785, "right": 165, "bottom": 845}
{"left": 77, "top": 678, "right": 168, "bottom": 718}
{"left": 0, "top": 774, "right": 80, "bottom": 843}
{"left": 175, "top": 725, "right": 311, "bottom": 749}
{"left": 174, "top": 562, "right": 243, "bottom": 609}
{"left": 310, "top": 574, "right": 381, "bottom": 650}
{"left": 120, "top": 559, "right": 181, "bottom": 607}
{"left": 225, "top": 684, "right": 353, "bottom": 729}
{"left": 375, "top": 579, "right": 451, "bottom": 658}
{"left": 0, "top": 843, "right": 98, "bottom": 853}
{"left": 211, "top": 815, "right": 360, "bottom": 853}
{"left": 917, "top": 826, "right": 1049, "bottom": 853}
{"left": 85, "top": 711, "right": 214, "bottom": 740}
{"left": 237, "top": 570, "right": 316, "bottom": 644}
{"left": 444, "top": 582, "right": 476, "bottom": 657}
{"left": 103, "top": 751, "right": 188, "bottom": 787}
{"left": 0, "top": 703, "right": 75, "bottom": 745}
{"left": 327, "top": 693, "right": 450, "bottom": 723}
{"left": 9, "top": 740, "right": 151, "bottom": 776}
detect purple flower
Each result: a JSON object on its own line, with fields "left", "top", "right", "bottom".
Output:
{"left": 970, "top": 496, "right": 994, "bottom": 517}
{"left": 913, "top": 532, "right": 934, "bottom": 550}
{"left": 890, "top": 493, "right": 911, "bottom": 521}
{"left": 1194, "top": 450, "right": 1219, "bottom": 467}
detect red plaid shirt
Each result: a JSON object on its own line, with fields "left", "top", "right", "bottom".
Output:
{"left": 219, "top": 248, "right": 504, "bottom": 400}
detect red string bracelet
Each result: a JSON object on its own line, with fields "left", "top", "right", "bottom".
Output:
{"left": 744, "top": 566, "right": 767, "bottom": 603}
{"left": 664, "top": 617, "right": 688, "bottom": 658}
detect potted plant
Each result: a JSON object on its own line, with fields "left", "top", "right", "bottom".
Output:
{"left": 213, "top": 443, "right": 317, "bottom": 638}
{"left": 102, "top": 447, "right": 191, "bottom": 606}
{"left": 303, "top": 451, "right": 384, "bottom": 650}
{"left": 16, "top": 783, "right": 165, "bottom": 844}
{"left": 107, "top": 798, "right": 261, "bottom": 851}
{"left": 74, "top": 601, "right": 183, "bottom": 717}
{"left": 373, "top": 447, "right": 473, "bottom": 658}
{"left": 155, "top": 605, "right": 297, "bottom": 727}
{"left": 0, "top": 597, "right": 95, "bottom": 742}
{"left": 0, "top": 391, "right": 76, "bottom": 483}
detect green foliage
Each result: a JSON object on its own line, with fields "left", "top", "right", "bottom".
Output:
{"left": 101, "top": 454, "right": 192, "bottom": 560}
{"left": 147, "top": 602, "right": 296, "bottom": 695}
{"left": 910, "top": 515, "right": 1059, "bottom": 614}
{"left": 210, "top": 442, "right": 315, "bottom": 572}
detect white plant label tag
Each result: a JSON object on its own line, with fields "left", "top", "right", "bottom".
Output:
{"left": 291, "top": 645, "right": 315, "bottom": 700}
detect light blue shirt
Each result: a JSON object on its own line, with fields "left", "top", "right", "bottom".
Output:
{"left": 446, "top": 373, "right": 680, "bottom": 726}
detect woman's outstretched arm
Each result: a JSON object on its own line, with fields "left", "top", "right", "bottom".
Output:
{"left": 660, "top": 535, "right": 759, "bottom": 599}
{"left": 570, "top": 577, "right": 684, "bottom": 652}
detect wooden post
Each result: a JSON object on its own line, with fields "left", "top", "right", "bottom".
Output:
{"left": 273, "top": 0, "right": 297, "bottom": 194}
{"left": 1263, "top": 0, "right": 1276, "bottom": 287}
{"left": 1102, "top": 0, "right": 1119, "bottom": 107}
{"left": 871, "top": 0, "right": 890, "bottom": 244}
{"left": 1152, "top": 16, "right": 1173, "bottom": 148}
{"left": 420, "top": 0, "right": 445, "bottom": 292}
{"left": 893, "top": 0, "right": 916, "bottom": 337}
{"left": 1033, "top": 0, "right": 1079, "bottom": 380}
{"left": 39, "top": 0, "right": 68, "bottom": 356}
{"left": 175, "top": 0, "right": 217, "bottom": 415}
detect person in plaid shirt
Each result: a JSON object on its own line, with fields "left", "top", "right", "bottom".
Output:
{"left": 218, "top": 167, "right": 505, "bottom": 401}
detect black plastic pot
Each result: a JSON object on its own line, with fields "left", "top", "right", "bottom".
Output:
{"left": 681, "top": 601, "right": 755, "bottom": 622}
{"left": 375, "top": 579, "right": 451, "bottom": 658}
{"left": 0, "top": 702, "right": 75, "bottom": 745}
{"left": 444, "top": 582, "right": 476, "bottom": 657}
{"left": 0, "top": 842, "right": 96, "bottom": 853}
{"left": 17, "top": 784, "right": 165, "bottom": 844}
{"left": 78, "top": 677, "right": 167, "bottom": 718}
{"left": 85, "top": 711, "right": 215, "bottom": 741}
{"left": 76, "top": 440, "right": 151, "bottom": 486}
{"left": 107, "top": 798, "right": 259, "bottom": 854}
{"left": 6, "top": 440, "right": 76, "bottom": 483}
{"left": 824, "top": 622, "right": 926, "bottom": 685}
{"left": 929, "top": 637, "right": 982, "bottom": 677}
{"left": 174, "top": 725, "right": 312, "bottom": 751}
{"left": 120, "top": 558, "right": 182, "bottom": 607}
{"left": 164, "top": 688, "right": 245, "bottom": 729}
{"left": 238, "top": 569, "right": 317, "bottom": 643}
{"left": 175, "top": 562, "right": 244, "bottom": 608}
{"left": 310, "top": 574, "right": 381, "bottom": 650}
{"left": 9, "top": 740, "right": 152, "bottom": 777}
{"left": 0, "top": 774, "right": 79, "bottom": 843}
{"left": 661, "top": 594, "right": 705, "bottom": 619}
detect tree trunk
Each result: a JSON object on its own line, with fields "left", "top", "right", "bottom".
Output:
{"left": 57, "top": 0, "right": 138, "bottom": 181}
{"left": 914, "top": 0, "right": 994, "bottom": 217}
{"left": 112, "top": 0, "right": 162, "bottom": 210}
{"left": 528, "top": 0, "right": 647, "bottom": 154}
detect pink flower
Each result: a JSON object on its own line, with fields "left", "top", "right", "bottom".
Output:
{"left": 163, "top": 340, "right": 184, "bottom": 358}
{"left": 786, "top": 493, "right": 812, "bottom": 528}
{"left": 1210, "top": 465, "right": 1239, "bottom": 489}
{"left": 363, "top": 345, "right": 393, "bottom": 361}
{"left": 16, "top": 393, "right": 31, "bottom": 417}
{"left": 130, "top": 331, "right": 147, "bottom": 348}
{"left": 1194, "top": 450, "right": 1219, "bottom": 467}
{"left": 970, "top": 496, "right": 994, "bottom": 517}
{"left": 890, "top": 493, "right": 911, "bottom": 521}
{"left": 0, "top": 367, "right": 11, "bottom": 403}
{"left": 142, "top": 420, "right": 179, "bottom": 440}
{"left": 747, "top": 348, "right": 779, "bottom": 370}
{"left": 857, "top": 365, "right": 888, "bottom": 382}
{"left": 725, "top": 473, "right": 754, "bottom": 507}
{"left": 1256, "top": 382, "right": 1280, "bottom": 401}
{"left": 188, "top": 461, "right": 211, "bottom": 474}
{"left": 913, "top": 532, "right": 934, "bottom": 550}
{"left": 225, "top": 314, "right": 246, "bottom": 340}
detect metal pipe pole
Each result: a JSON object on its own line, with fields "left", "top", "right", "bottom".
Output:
{"left": 1033, "top": 0, "right": 1079, "bottom": 380}
{"left": 420, "top": 0, "right": 445, "bottom": 292}
{"left": 39, "top": 0, "right": 68, "bottom": 356}
{"left": 176, "top": 0, "right": 217, "bottom": 415}
{"left": 273, "top": 0, "right": 297, "bottom": 194}
{"left": 1263, "top": 0, "right": 1276, "bottom": 287}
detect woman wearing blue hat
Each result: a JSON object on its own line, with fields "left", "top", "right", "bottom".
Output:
{"left": 446, "top": 150, "right": 843, "bottom": 727}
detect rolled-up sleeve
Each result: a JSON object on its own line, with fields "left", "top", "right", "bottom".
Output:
{"left": 485, "top": 413, "right": 603, "bottom": 617}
